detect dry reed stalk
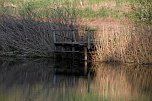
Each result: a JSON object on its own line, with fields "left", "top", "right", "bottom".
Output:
{"left": 0, "top": 7, "right": 80, "bottom": 57}
{"left": 93, "top": 24, "right": 152, "bottom": 64}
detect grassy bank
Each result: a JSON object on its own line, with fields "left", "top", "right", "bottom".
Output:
{"left": 0, "top": 0, "right": 151, "bottom": 23}
{"left": 0, "top": 0, "right": 152, "bottom": 63}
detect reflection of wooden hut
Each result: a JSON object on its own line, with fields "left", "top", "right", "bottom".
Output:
{"left": 0, "top": 59, "right": 89, "bottom": 101}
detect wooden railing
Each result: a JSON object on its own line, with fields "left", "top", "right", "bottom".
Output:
{"left": 53, "top": 29, "right": 95, "bottom": 50}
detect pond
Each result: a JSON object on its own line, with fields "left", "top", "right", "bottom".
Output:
{"left": 0, "top": 58, "right": 152, "bottom": 101}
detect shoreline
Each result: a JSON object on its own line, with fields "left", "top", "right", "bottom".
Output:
{"left": 0, "top": 51, "right": 152, "bottom": 65}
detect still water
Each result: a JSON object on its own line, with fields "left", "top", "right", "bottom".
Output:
{"left": 0, "top": 58, "right": 152, "bottom": 101}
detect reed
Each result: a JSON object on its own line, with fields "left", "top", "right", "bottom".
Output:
{"left": 0, "top": 3, "right": 80, "bottom": 57}
{"left": 92, "top": 24, "right": 152, "bottom": 64}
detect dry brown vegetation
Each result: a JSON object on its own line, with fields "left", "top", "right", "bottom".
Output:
{"left": 90, "top": 23, "right": 152, "bottom": 64}
{"left": 0, "top": 14, "right": 152, "bottom": 64}
{"left": 0, "top": 15, "right": 54, "bottom": 57}
{"left": 0, "top": 12, "right": 82, "bottom": 57}
{"left": 0, "top": 0, "right": 152, "bottom": 64}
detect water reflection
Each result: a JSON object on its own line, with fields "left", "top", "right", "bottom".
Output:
{"left": 0, "top": 58, "right": 152, "bottom": 101}
{"left": 92, "top": 63, "right": 152, "bottom": 101}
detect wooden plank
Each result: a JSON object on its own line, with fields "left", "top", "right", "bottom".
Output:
{"left": 54, "top": 42, "right": 97, "bottom": 47}
{"left": 54, "top": 51, "right": 79, "bottom": 53}
{"left": 87, "top": 31, "right": 91, "bottom": 49}
{"left": 55, "top": 33, "right": 73, "bottom": 41}
{"left": 54, "top": 42, "right": 80, "bottom": 46}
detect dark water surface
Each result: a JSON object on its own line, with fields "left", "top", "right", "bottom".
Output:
{"left": 0, "top": 58, "right": 152, "bottom": 101}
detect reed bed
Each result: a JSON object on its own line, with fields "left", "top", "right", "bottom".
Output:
{"left": 0, "top": 15, "right": 53, "bottom": 54}
{"left": 92, "top": 24, "right": 152, "bottom": 64}
{"left": 0, "top": 4, "right": 81, "bottom": 57}
{"left": 0, "top": 0, "right": 152, "bottom": 63}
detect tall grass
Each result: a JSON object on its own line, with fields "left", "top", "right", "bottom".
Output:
{"left": 0, "top": 15, "right": 54, "bottom": 56}
{"left": 126, "top": 0, "right": 152, "bottom": 24}
{"left": 0, "top": 0, "right": 151, "bottom": 24}
{"left": 0, "top": 3, "right": 81, "bottom": 57}
{"left": 92, "top": 24, "right": 152, "bottom": 64}
{"left": 1, "top": 0, "right": 151, "bottom": 22}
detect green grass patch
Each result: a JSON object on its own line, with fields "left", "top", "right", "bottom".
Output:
{"left": 1, "top": 0, "right": 152, "bottom": 25}
{"left": 78, "top": 7, "right": 126, "bottom": 19}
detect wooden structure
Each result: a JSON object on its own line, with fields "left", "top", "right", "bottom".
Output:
{"left": 53, "top": 29, "right": 94, "bottom": 74}
{"left": 53, "top": 29, "right": 94, "bottom": 60}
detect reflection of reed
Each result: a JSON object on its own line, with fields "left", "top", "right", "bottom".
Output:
{"left": 0, "top": 59, "right": 54, "bottom": 86}
{"left": 1, "top": 59, "right": 152, "bottom": 101}
{"left": 92, "top": 63, "right": 152, "bottom": 101}
{"left": 0, "top": 59, "right": 87, "bottom": 86}
{"left": 0, "top": 76, "right": 88, "bottom": 101}
{"left": 0, "top": 59, "right": 89, "bottom": 101}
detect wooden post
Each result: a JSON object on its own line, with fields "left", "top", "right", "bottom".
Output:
{"left": 72, "top": 31, "right": 76, "bottom": 42}
{"left": 72, "top": 46, "right": 75, "bottom": 61}
{"left": 53, "top": 32, "right": 56, "bottom": 43}
{"left": 84, "top": 47, "right": 87, "bottom": 61}
{"left": 84, "top": 47, "right": 87, "bottom": 74}
{"left": 53, "top": 32, "right": 56, "bottom": 59}
{"left": 87, "top": 31, "right": 91, "bottom": 50}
